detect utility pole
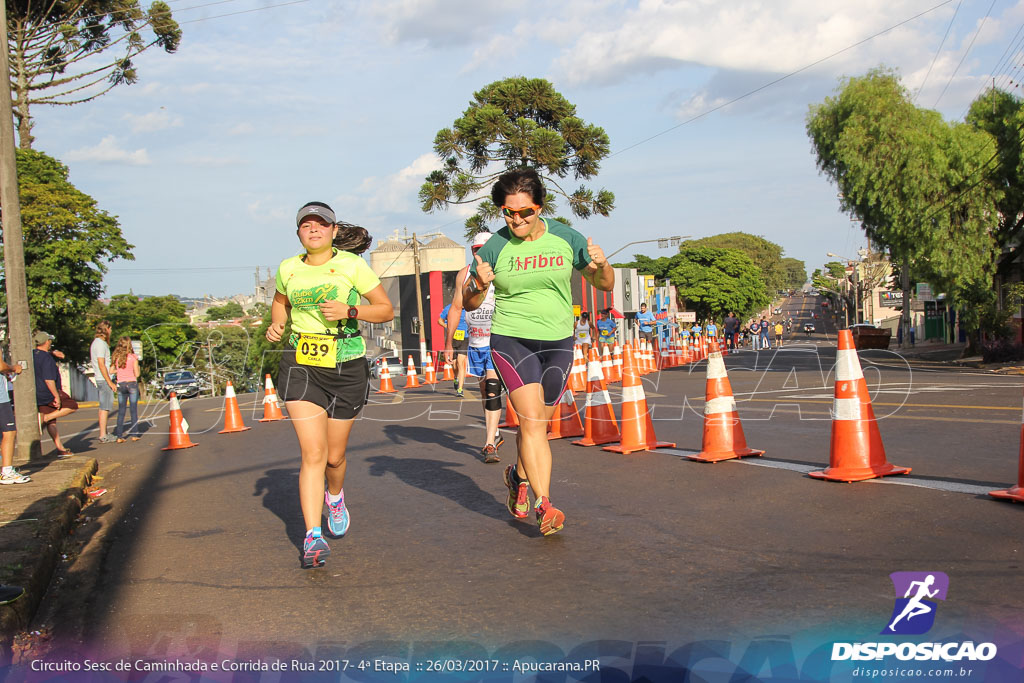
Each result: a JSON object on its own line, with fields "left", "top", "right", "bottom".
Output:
{"left": 411, "top": 233, "right": 428, "bottom": 366}
{"left": 0, "top": 0, "right": 41, "bottom": 460}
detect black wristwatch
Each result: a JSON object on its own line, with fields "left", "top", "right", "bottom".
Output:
{"left": 347, "top": 306, "right": 359, "bottom": 319}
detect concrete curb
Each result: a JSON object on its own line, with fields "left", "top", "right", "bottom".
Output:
{"left": 0, "top": 458, "right": 98, "bottom": 653}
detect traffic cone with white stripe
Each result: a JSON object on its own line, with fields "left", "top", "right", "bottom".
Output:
{"left": 376, "top": 362, "right": 396, "bottom": 394}
{"left": 162, "top": 392, "right": 198, "bottom": 450}
{"left": 604, "top": 345, "right": 675, "bottom": 454}
{"left": 423, "top": 352, "right": 438, "bottom": 385}
{"left": 404, "top": 355, "right": 420, "bottom": 389}
{"left": 612, "top": 343, "right": 624, "bottom": 379}
{"left": 573, "top": 347, "right": 620, "bottom": 447}
{"left": 258, "top": 374, "right": 286, "bottom": 422}
{"left": 569, "top": 346, "right": 587, "bottom": 392}
{"left": 217, "top": 381, "right": 251, "bottom": 434}
{"left": 601, "top": 345, "right": 615, "bottom": 384}
{"left": 990, "top": 388, "right": 1024, "bottom": 502}
{"left": 808, "top": 330, "right": 910, "bottom": 482}
{"left": 688, "top": 340, "right": 763, "bottom": 462}
{"left": 441, "top": 357, "right": 455, "bottom": 382}
{"left": 547, "top": 389, "right": 585, "bottom": 440}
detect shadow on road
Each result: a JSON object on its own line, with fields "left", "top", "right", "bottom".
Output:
{"left": 252, "top": 467, "right": 303, "bottom": 551}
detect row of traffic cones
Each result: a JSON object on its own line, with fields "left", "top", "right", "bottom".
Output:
{"left": 163, "top": 374, "right": 286, "bottom": 451}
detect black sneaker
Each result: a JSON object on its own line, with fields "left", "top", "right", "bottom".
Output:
{"left": 481, "top": 444, "right": 500, "bottom": 463}
{"left": 494, "top": 434, "right": 505, "bottom": 450}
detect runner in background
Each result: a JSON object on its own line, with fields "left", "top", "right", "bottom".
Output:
{"left": 267, "top": 201, "right": 394, "bottom": 568}
{"left": 705, "top": 318, "right": 718, "bottom": 347}
{"left": 465, "top": 168, "right": 613, "bottom": 536}
{"left": 596, "top": 309, "right": 617, "bottom": 348}
{"left": 774, "top": 320, "right": 784, "bottom": 348}
{"left": 635, "top": 303, "right": 655, "bottom": 345}
{"left": 575, "top": 312, "right": 596, "bottom": 360}
{"left": 445, "top": 231, "right": 504, "bottom": 462}
{"left": 0, "top": 356, "right": 28, "bottom": 484}
{"left": 439, "top": 302, "right": 469, "bottom": 397}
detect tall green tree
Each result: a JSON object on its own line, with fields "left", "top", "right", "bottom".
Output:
{"left": 0, "top": 149, "right": 134, "bottom": 361}
{"left": 807, "top": 67, "right": 1001, "bottom": 345}
{"left": 99, "top": 294, "right": 195, "bottom": 380}
{"left": 7, "top": 0, "right": 182, "bottom": 148}
{"left": 780, "top": 257, "right": 807, "bottom": 290}
{"left": 205, "top": 302, "right": 244, "bottom": 320}
{"left": 669, "top": 247, "right": 770, "bottom": 322}
{"left": 682, "top": 233, "right": 782, "bottom": 292}
{"left": 420, "top": 77, "right": 614, "bottom": 240}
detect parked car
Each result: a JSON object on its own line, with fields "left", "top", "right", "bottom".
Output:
{"left": 773, "top": 307, "right": 782, "bottom": 315}
{"left": 162, "top": 370, "right": 201, "bottom": 398}
{"left": 850, "top": 323, "right": 892, "bottom": 350}
{"left": 370, "top": 354, "right": 403, "bottom": 380}
{"left": 803, "top": 323, "right": 816, "bottom": 334}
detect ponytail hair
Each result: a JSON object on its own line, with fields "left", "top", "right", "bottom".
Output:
{"left": 333, "top": 220, "right": 373, "bottom": 255}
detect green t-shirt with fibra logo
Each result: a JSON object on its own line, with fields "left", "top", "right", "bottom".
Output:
{"left": 470, "top": 218, "right": 592, "bottom": 341}
{"left": 275, "top": 249, "right": 381, "bottom": 362}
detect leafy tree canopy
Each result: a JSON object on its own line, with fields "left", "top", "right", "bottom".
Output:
{"left": 669, "top": 247, "right": 770, "bottom": 322}
{"left": 7, "top": 0, "right": 182, "bottom": 148}
{"left": 420, "top": 77, "right": 614, "bottom": 240}
{"left": 806, "top": 67, "right": 1001, "bottom": 301}
{"left": 681, "top": 232, "right": 783, "bottom": 292}
{"left": 206, "top": 302, "right": 244, "bottom": 320}
{"left": 0, "top": 149, "right": 134, "bottom": 361}
{"left": 780, "top": 257, "right": 807, "bottom": 290}
{"left": 94, "top": 294, "right": 195, "bottom": 380}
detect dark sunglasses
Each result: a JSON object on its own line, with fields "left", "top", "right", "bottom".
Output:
{"left": 501, "top": 205, "right": 540, "bottom": 219}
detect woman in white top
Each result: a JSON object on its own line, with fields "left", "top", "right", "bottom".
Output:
{"left": 574, "top": 312, "right": 596, "bottom": 360}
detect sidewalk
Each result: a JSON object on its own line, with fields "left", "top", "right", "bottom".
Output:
{"left": 0, "top": 451, "right": 99, "bottom": 657}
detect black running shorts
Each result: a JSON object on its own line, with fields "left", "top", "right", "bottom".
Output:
{"left": 489, "top": 333, "right": 574, "bottom": 406}
{"left": 276, "top": 351, "right": 370, "bottom": 420}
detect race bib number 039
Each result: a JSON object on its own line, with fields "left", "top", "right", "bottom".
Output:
{"left": 296, "top": 333, "right": 337, "bottom": 368}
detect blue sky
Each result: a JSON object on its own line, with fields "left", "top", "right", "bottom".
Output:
{"left": 29, "top": 0, "right": 1024, "bottom": 297}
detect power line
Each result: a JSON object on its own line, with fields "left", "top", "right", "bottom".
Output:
{"left": 915, "top": 0, "right": 962, "bottom": 102}
{"left": 610, "top": 0, "right": 956, "bottom": 158}
{"left": 933, "top": 0, "right": 998, "bottom": 108}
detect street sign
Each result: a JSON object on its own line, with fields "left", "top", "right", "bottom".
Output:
{"left": 131, "top": 340, "right": 143, "bottom": 361}
{"left": 679, "top": 311, "right": 696, "bottom": 322}
{"left": 879, "top": 291, "right": 903, "bottom": 308}
{"left": 916, "top": 283, "right": 934, "bottom": 301}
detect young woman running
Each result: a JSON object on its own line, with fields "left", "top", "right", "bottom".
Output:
{"left": 266, "top": 201, "right": 393, "bottom": 568}
{"left": 464, "top": 169, "right": 614, "bottom": 535}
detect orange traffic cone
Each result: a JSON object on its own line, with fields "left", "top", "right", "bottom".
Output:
{"left": 991, "top": 388, "right": 1024, "bottom": 502}
{"left": 441, "top": 357, "right": 455, "bottom": 382}
{"left": 162, "top": 392, "right": 198, "bottom": 450}
{"left": 258, "top": 374, "right": 286, "bottom": 422}
{"left": 573, "top": 347, "right": 620, "bottom": 447}
{"left": 612, "top": 344, "right": 623, "bottom": 379}
{"left": 499, "top": 396, "right": 519, "bottom": 428}
{"left": 423, "top": 352, "right": 438, "bottom": 385}
{"left": 547, "top": 390, "right": 585, "bottom": 440}
{"left": 604, "top": 345, "right": 675, "bottom": 454}
{"left": 218, "top": 381, "right": 251, "bottom": 434}
{"left": 404, "top": 355, "right": 420, "bottom": 389}
{"left": 688, "top": 341, "right": 763, "bottom": 462}
{"left": 376, "top": 362, "right": 396, "bottom": 394}
{"left": 808, "top": 330, "right": 910, "bottom": 482}
{"left": 569, "top": 346, "right": 587, "bottom": 392}
{"left": 601, "top": 345, "right": 614, "bottom": 384}
{"left": 682, "top": 337, "right": 691, "bottom": 364}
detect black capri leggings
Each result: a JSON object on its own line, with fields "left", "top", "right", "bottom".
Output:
{"left": 488, "top": 333, "right": 575, "bottom": 406}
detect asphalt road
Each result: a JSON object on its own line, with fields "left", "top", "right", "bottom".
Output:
{"left": 13, "top": 297, "right": 1024, "bottom": 679}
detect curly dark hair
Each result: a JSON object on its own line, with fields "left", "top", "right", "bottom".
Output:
{"left": 490, "top": 168, "right": 546, "bottom": 208}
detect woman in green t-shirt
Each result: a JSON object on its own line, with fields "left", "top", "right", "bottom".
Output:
{"left": 267, "top": 201, "right": 394, "bottom": 568}
{"left": 465, "top": 169, "right": 614, "bottom": 536}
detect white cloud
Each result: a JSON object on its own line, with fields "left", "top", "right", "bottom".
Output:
{"left": 550, "top": 1, "right": 956, "bottom": 85}
{"left": 124, "top": 109, "right": 183, "bottom": 133}
{"left": 371, "top": 0, "right": 504, "bottom": 46}
{"left": 65, "top": 136, "right": 151, "bottom": 165}
{"left": 349, "top": 153, "right": 445, "bottom": 215}
{"left": 228, "top": 122, "right": 256, "bottom": 135}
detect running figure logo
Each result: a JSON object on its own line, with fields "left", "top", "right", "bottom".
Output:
{"left": 882, "top": 572, "right": 949, "bottom": 635}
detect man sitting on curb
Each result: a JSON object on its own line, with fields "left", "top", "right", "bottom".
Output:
{"left": 33, "top": 331, "right": 78, "bottom": 457}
